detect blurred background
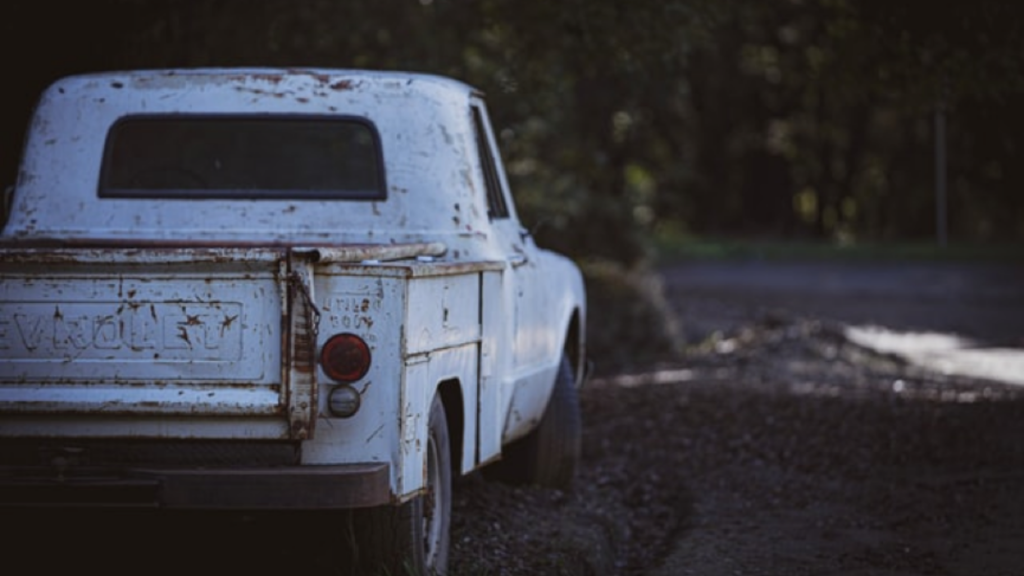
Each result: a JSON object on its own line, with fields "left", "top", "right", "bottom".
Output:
{"left": 3, "top": 0, "right": 1022, "bottom": 373}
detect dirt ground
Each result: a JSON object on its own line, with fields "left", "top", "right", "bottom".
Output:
{"left": 447, "top": 258, "right": 1024, "bottom": 576}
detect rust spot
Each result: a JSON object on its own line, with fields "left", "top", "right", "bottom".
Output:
{"left": 360, "top": 316, "right": 374, "bottom": 329}
{"left": 177, "top": 326, "right": 191, "bottom": 345}
{"left": 330, "top": 80, "right": 354, "bottom": 91}
{"left": 127, "top": 289, "right": 137, "bottom": 299}
{"left": 296, "top": 97, "right": 310, "bottom": 104}
{"left": 250, "top": 73, "right": 285, "bottom": 85}
{"left": 185, "top": 314, "right": 201, "bottom": 326}
{"left": 360, "top": 299, "right": 370, "bottom": 313}
{"left": 222, "top": 314, "right": 238, "bottom": 329}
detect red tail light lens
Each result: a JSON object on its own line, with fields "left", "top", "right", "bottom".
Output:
{"left": 320, "top": 333, "right": 371, "bottom": 382}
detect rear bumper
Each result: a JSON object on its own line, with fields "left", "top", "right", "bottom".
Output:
{"left": 0, "top": 463, "right": 391, "bottom": 509}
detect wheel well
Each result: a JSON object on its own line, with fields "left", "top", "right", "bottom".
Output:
{"left": 437, "top": 379, "right": 464, "bottom": 475}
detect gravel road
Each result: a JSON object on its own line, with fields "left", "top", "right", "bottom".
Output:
{"left": 647, "top": 258, "right": 1024, "bottom": 576}
{"left": 446, "top": 258, "right": 1024, "bottom": 576}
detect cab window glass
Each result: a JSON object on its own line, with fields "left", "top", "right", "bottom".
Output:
{"left": 100, "top": 115, "right": 386, "bottom": 200}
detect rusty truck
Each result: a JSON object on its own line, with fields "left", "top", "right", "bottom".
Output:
{"left": 0, "top": 68, "right": 586, "bottom": 575}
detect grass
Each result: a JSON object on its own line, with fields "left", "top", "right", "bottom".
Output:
{"left": 651, "top": 230, "right": 1024, "bottom": 265}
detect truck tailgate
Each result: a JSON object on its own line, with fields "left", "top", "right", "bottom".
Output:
{"left": 0, "top": 247, "right": 304, "bottom": 439}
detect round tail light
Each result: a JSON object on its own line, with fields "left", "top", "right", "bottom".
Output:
{"left": 320, "top": 333, "right": 371, "bottom": 382}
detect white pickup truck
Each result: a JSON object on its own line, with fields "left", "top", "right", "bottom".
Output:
{"left": 0, "top": 68, "right": 586, "bottom": 575}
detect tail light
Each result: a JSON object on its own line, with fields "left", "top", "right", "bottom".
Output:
{"left": 320, "top": 333, "right": 371, "bottom": 382}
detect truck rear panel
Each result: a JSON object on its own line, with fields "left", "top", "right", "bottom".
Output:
{"left": 0, "top": 247, "right": 295, "bottom": 439}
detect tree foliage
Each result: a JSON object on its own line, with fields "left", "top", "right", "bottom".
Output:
{"left": 4, "top": 0, "right": 1023, "bottom": 258}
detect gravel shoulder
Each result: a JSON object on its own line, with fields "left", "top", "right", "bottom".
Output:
{"left": 448, "top": 257, "right": 1024, "bottom": 576}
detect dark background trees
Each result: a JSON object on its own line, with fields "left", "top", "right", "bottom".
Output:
{"left": 4, "top": 0, "right": 1023, "bottom": 263}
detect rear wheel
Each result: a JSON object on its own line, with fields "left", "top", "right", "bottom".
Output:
{"left": 354, "top": 393, "right": 451, "bottom": 575}
{"left": 485, "top": 354, "right": 581, "bottom": 490}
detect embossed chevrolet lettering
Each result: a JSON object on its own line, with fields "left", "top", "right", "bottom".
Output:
{"left": 0, "top": 68, "right": 587, "bottom": 576}
{"left": 0, "top": 303, "right": 242, "bottom": 360}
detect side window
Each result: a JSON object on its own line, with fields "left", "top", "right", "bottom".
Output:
{"left": 1, "top": 185, "right": 12, "bottom": 229}
{"left": 472, "top": 106, "right": 509, "bottom": 220}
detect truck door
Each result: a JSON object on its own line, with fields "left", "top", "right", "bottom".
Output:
{"left": 471, "top": 103, "right": 543, "bottom": 369}
{"left": 470, "top": 101, "right": 554, "bottom": 443}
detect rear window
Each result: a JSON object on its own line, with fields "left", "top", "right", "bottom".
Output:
{"left": 99, "top": 115, "right": 386, "bottom": 200}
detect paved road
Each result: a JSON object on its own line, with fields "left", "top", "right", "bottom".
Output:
{"left": 661, "top": 259, "right": 1024, "bottom": 344}
{"left": 661, "top": 258, "right": 1024, "bottom": 386}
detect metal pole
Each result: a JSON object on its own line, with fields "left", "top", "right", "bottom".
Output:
{"left": 935, "top": 89, "right": 948, "bottom": 248}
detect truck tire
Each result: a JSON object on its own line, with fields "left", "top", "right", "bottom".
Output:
{"left": 354, "top": 394, "right": 451, "bottom": 575}
{"left": 485, "top": 354, "right": 581, "bottom": 490}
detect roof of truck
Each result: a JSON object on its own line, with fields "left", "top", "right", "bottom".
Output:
{"left": 47, "top": 67, "right": 482, "bottom": 99}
